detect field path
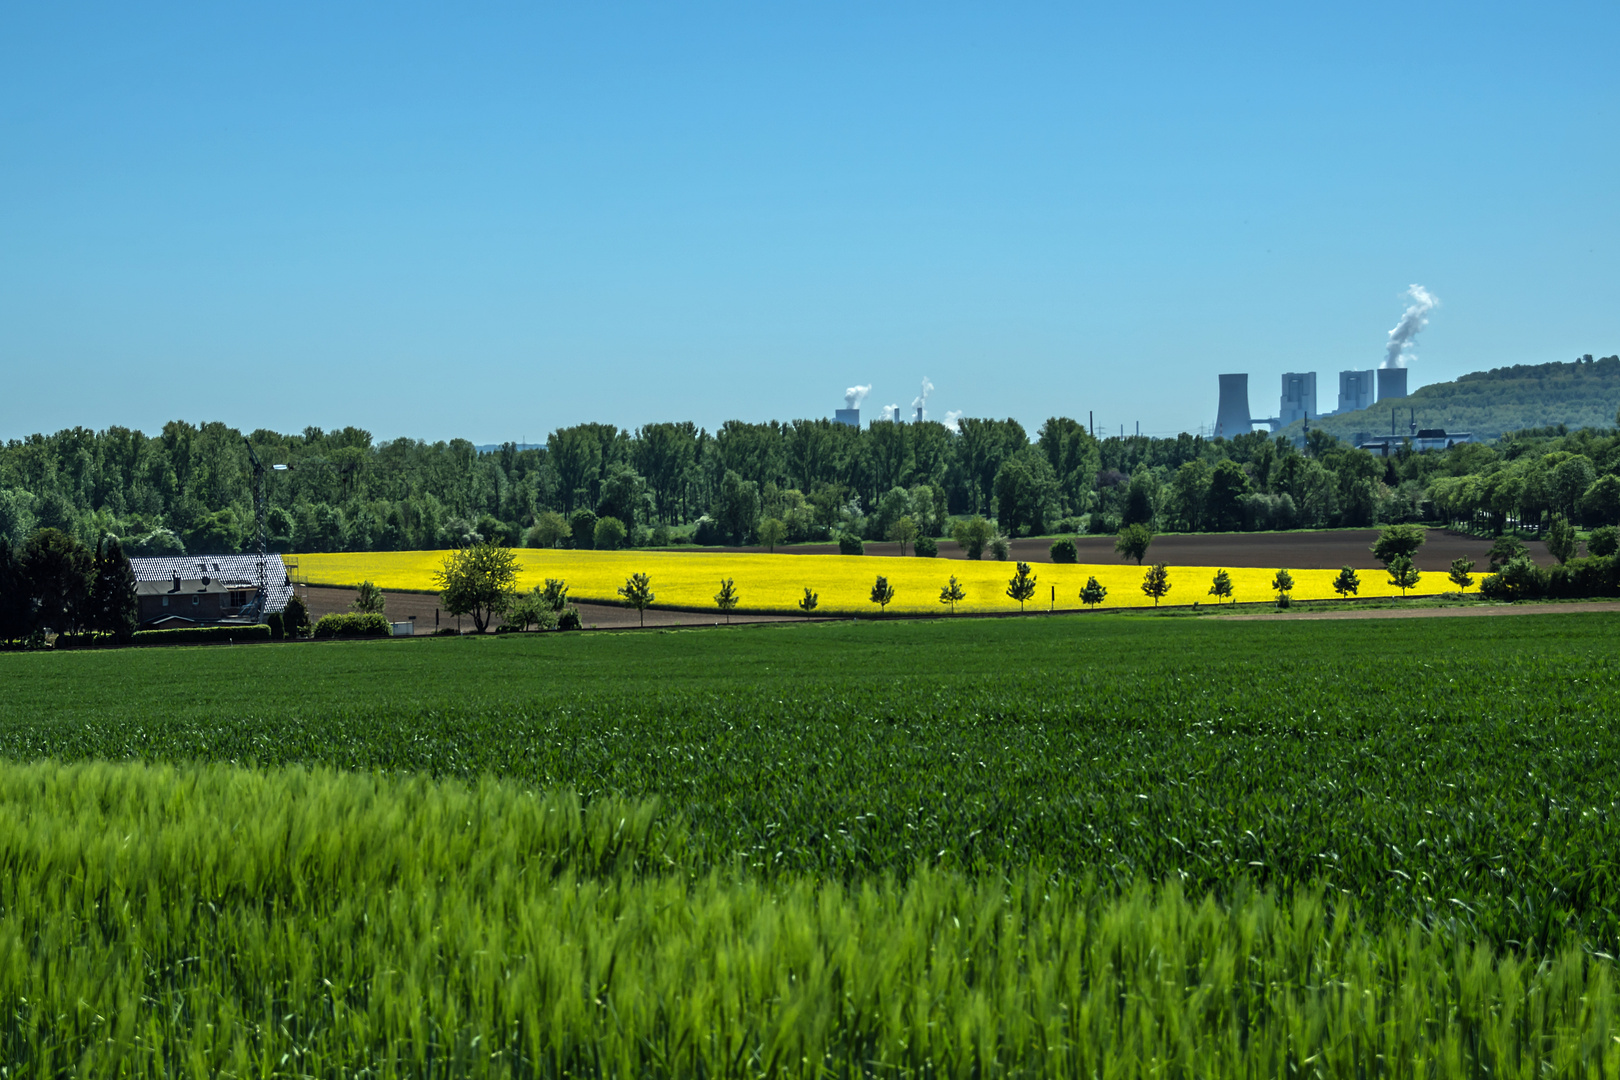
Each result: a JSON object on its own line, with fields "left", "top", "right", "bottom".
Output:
{"left": 1214, "top": 600, "right": 1620, "bottom": 621}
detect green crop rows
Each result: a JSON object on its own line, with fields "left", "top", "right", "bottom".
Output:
{"left": 1, "top": 612, "right": 1618, "bottom": 1074}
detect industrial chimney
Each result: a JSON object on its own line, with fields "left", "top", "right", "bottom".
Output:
{"left": 1215, "top": 374, "right": 1252, "bottom": 439}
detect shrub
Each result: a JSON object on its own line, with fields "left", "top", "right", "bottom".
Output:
{"left": 1587, "top": 525, "right": 1619, "bottom": 558}
{"left": 557, "top": 606, "right": 583, "bottom": 632}
{"left": 311, "top": 613, "right": 391, "bottom": 639}
{"left": 914, "top": 536, "right": 938, "bottom": 558}
{"left": 53, "top": 631, "right": 117, "bottom": 649}
{"left": 1546, "top": 555, "right": 1619, "bottom": 599}
{"left": 283, "top": 594, "right": 311, "bottom": 638}
{"left": 1480, "top": 555, "right": 1547, "bottom": 602}
{"left": 838, "top": 534, "right": 864, "bottom": 556}
{"left": 132, "top": 625, "right": 273, "bottom": 646}
{"left": 265, "top": 611, "right": 285, "bottom": 640}
{"left": 1049, "top": 537, "right": 1078, "bottom": 564}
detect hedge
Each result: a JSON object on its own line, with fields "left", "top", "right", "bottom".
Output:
{"left": 53, "top": 631, "right": 121, "bottom": 649}
{"left": 312, "top": 613, "right": 392, "bottom": 639}
{"left": 132, "top": 625, "right": 273, "bottom": 646}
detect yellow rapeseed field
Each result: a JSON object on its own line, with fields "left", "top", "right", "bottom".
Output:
{"left": 294, "top": 550, "right": 1432, "bottom": 615}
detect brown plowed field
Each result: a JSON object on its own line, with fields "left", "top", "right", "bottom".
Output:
{"left": 672, "top": 529, "right": 1546, "bottom": 572}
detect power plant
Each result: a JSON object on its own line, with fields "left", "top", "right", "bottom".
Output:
{"left": 1214, "top": 374, "right": 1252, "bottom": 439}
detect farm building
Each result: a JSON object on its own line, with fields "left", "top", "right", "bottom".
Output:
{"left": 129, "top": 555, "right": 295, "bottom": 630}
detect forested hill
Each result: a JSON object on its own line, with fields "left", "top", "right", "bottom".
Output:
{"left": 1285, "top": 354, "right": 1620, "bottom": 443}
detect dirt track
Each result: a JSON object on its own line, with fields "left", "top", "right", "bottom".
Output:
{"left": 677, "top": 529, "right": 1547, "bottom": 572}
{"left": 1216, "top": 600, "right": 1620, "bottom": 622}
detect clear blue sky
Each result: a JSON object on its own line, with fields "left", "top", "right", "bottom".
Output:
{"left": 2, "top": 3, "right": 1616, "bottom": 443}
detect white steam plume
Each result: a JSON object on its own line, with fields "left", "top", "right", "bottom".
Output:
{"left": 942, "top": 409, "right": 964, "bottom": 433}
{"left": 844, "top": 384, "right": 871, "bottom": 409}
{"left": 1383, "top": 284, "right": 1439, "bottom": 369}
{"left": 911, "top": 376, "right": 934, "bottom": 417}
{"left": 880, "top": 404, "right": 900, "bottom": 421}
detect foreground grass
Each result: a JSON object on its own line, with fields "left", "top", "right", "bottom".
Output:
{"left": 3, "top": 613, "right": 1619, "bottom": 951}
{"left": 2, "top": 760, "right": 1615, "bottom": 1077}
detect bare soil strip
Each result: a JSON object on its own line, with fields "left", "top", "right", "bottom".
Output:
{"left": 668, "top": 529, "right": 1550, "bottom": 572}
{"left": 301, "top": 586, "right": 806, "bottom": 631}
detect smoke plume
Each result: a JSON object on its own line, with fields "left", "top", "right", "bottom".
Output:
{"left": 844, "top": 384, "right": 871, "bottom": 410}
{"left": 942, "top": 409, "right": 964, "bottom": 433}
{"left": 911, "top": 376, "right": 934, "bottom": 417}
{"left": 1382, "top": 284, "right": 1438, "bottom": 369}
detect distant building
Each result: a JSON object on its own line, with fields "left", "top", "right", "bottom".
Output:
{"left": 1214, "top": 374, "right": 1252, "bottom": 439}
{"left": 129, "top": 555, "right": 293, "bottom": 630}
{"left": 833, "top": 409, "right": 860, "bottom": 427}
{"left": 1336, "top": 369, "right": 1377, "bottom": 415}
{"left": 1279, "top": 372, "right": 1316, "bottom": 426}
{"left": 1376, "top": 367, "right": 1408, "bottom": 402}
{"left": 1355, "top": 429, "right": 1473, "bottom": 457}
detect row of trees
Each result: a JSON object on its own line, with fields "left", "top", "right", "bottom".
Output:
{"left": 6, "top": 407, "right": 1620, "bottom": 559}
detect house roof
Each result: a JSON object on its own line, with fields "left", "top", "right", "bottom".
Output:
{"left": 135, "top": 578, "right": 246, "bottom": 597}
{"left": 129, "top": 554, "right": 294, "bottom": 613}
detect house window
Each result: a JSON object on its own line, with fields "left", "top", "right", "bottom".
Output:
{"left": 162, "top": 596, "right": 169, "bottom": 607}
{"left": 192, "top": 596, "right": 200, "bottom": 606}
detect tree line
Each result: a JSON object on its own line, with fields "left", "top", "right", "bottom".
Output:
{"left": 3, "top": 406, "right": 1619, "bottom": 558}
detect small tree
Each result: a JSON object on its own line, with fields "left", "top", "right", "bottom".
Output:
{"left": 1081, "top": 576, "right": 1107, "bottom": 609}
{"left": 507, "top": 587, "right": 558, "bottom": 632}
{"left": 1448, "top": 557, "right": 1476, "bottom": 592}
{"left": 1208, "top": 569, "right": 1233, "bottom": 605}
{"left": 714, "top": 578, "right": 739, "bottom": 623}
{"left": 594, "top": 516, "right": 627, "bottom": 551}
{"left": 1544, "top": 516, "right": 1578, "bottom": 565}
{"left": 837, "top": 534, "right": 865, "bottom": 556}
{"left": 351, "top": 580, "right": 386, "bottom": 615}
{"left": 540, "top": 578, "right": 570, "bottom": 612}
{"left": 1116, "top": 523, "right": 1154, "bottom": 566}
{"left": 1271, "top": 568, "right": 1294, "bottom": 607}
{"left": 988, "top": 534, "right": 1010, "bottom": 561}
{"left": 434, "top": 541, "right": 521, "bottom": 633}
{"left": 797, "top": 586, "right": 819, "bottom": 613}
{"left": 914, "top": 536, "right": 939, "bottom": 557}
{"left": 1332, "top": 565, "right": 1360, "bottom": 597}
{"left": 1387, "top": 555, "right": 1421, "bottom": 596}
{"left": 618, "top": 572, "right": 655, "bottom": 627}
{"left": 888, "top": 516, "right": 919, "bottom": 557}
{"left": 1005, "top": 562, "right": 1037, "bottom": 612}
{"left": 1371, "top": 524, "right": 1426, "bottom": 566}
{"left": 1140, "top": 563, "right": 1171, "bottom": 606}
{"left": 525, "top": 511, "right": 571, "bottom": 549}
{"left": 1487, "top": 536, "right": 1527, "bottom": 571}
{"left": 756, "top": 517, "right": 788, "bottom": 553}
{"left": 1049, "top": 537, "right": 1078, "bottom": 563}
{"left": 569, "top": 508, "right": 598, "bottom": 550}
{"left": 869, "top": 575, "right": 896, "bottom": 615}
{"left": 951, "top": 516, "right": 994, "bottom": 560}
{"left": 939, "top": 575, "right": 966, "bottom": 614}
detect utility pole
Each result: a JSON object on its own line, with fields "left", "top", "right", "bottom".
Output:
{"left": 241, "top": 439, "right": 270, "bottom": 624}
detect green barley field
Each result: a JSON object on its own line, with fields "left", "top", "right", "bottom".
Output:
{"left": 2, "top": 611, "right": 1618, "bottom": 1076}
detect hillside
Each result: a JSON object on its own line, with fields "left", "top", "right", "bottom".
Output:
{"left": 1280, "top": 354, "right": 1620, "bottom": 443}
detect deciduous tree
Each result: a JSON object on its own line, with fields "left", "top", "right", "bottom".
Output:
{"left": 951, "top": 516, "right": 993, "bottom": 560}
{"left": 1271, "top": 568, "right": 1294, "bottom": 606}
{"left": 1448, "top": 558, "right": 1476, "bottom": 591}
{"left": 1140, "top": 564, "right": 1171, "bottom": 606}
{"left": 1544, "top": 516, "right": 1577, "bottom": 564}
{"left": 20, "top": 528, "right": 92, "bottom": 634}
{"left": 797, "top": 587, "right": 818, "bottom": 613}
{"left": 869, "top": 575, "right": 895, "bottom": 614}
{"left": 939, "top": 575, "right": 965, "bottom": 614}
{"left": 1387, "top": 555, "right": 1421, "bottom": 596}
{"left": 887, "top": 516, "right": 918, "bottom": 557}
{"left": 86, "top": 536, "right": 138, "bottom": 641}
{"left": 714, "top": 578, "right": 739, "bottom": 623}
{"left": 434, "top": 542, "right": 520, "bottom": 633}
{"left": 756, "top": 517, "right": 788, "bottom": 553}
{"left": 1371, "top": 524, "right": 1426, "bottom": 566}
{"left": 351, "top": 580, "right": 386, "bottom": 615}
{"left": 1115, "top": 523, "right": 1154, "bottom": 565}
{"left": 618, "top": 572, "right": 655, "bottom": 626}
{"left": 1080, "top": 576, "right": 1107, "bottom": 608}
{"left": 1005, "top": 562, "right": 1036, "bottom": 612}
{"left": 1208, "top": 569, "right": 1233, "bottom": 604}
{"left": 1332, "top": 565, "right": 1360, "bottom": 597}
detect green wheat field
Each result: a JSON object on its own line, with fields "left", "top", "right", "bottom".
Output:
{"left": 2, "top": 612, "right": 1617, "bottom": 1076}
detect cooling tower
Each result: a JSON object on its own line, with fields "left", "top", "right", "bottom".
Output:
{"left": 1377, "top": 367, "right": 1408, "bottom": 402}
{"left": 1337, "top": 370, "right": 1377, "bottom": 415}
{"left": 1279, "top": 372, "right": 1316, "bottom": 426}
{"left": 833, "top": 409, "right": 860, "bottom": 427}
{"left": 1215, "top": 374, "right": 1252, "bottom": 439}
